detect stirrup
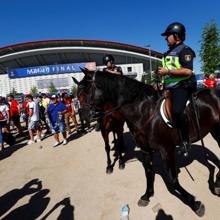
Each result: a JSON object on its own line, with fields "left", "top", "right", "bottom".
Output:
{"left": 176, "top": 141, "right": 191, "bottom": 157}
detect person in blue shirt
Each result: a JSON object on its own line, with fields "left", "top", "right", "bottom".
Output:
{"left": 47, "top": 95, "right": 68, "bottom": 147}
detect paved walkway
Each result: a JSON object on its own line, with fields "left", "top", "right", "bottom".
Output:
{"left": 0, "top": 127, "right": 219, "bottom": 219}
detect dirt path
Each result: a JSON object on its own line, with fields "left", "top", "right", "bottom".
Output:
{"left": 0, "top": 127, "right": 219, "bottom": 219}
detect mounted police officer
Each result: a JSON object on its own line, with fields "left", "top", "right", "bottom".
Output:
{"left": 103, "top": 54, "right": 123, "bottom": 75}
{"left": 158, "top": 22, "right": 197, "bottom": 156}
{"left": 95, "top": 55, "right": 123, "bottom": 131}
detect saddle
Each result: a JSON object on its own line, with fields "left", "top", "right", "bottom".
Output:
{"left": 160, "top": 99, "right": 173, "bottom": 128}
{"left": 160, "top": 98, "right": 190, "bottom": 128}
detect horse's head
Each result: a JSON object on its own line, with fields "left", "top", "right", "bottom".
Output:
{"left": 72, "top": 68, "right": 91, "bottom": 106}
{"left": 72, "top": 68, "right": 106, "bottom": 113}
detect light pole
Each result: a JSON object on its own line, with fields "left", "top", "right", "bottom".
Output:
{"left": 145, "top": 44, "right": 152, "bottom": 80}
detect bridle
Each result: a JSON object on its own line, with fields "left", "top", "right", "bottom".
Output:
{"left": 77, "top": 71, "right": 122, "bottom": 118}
{"left": 89, "top": 71, "right": 97, "bottom": 108}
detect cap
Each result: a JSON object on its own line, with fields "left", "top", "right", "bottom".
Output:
{"left": 51, "top": 94, "right": 58, "bottom": 98}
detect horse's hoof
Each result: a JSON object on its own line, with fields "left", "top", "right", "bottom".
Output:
{"left": 137, "top": 199, "right": 149, "bottom": 207}
{"left": 214, "top": 177, "right": 220, "bottom": 195}
{"left": 106, "top": 167, "right": 113, "bottom": 174}
{"left": 214, "top": 184, "right": 220, "bottom": 196}
{"left": 119, "top": 162, "right": 125, "bottom": 170}
{"left": 193, "top": 201, "right": 205, "bottom": 217}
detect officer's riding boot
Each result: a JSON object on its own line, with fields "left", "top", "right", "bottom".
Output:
{"left": 176, "top": 113, "right": 191, "bottom": 157}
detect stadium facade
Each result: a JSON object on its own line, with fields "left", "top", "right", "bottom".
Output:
{"left": 0, "top": 39, "right": 162, "bottom": 96}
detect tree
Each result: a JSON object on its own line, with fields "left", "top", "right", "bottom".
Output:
{"left": 30, "top": 86, "right": 38, "bottom": 96}
{"left": 199, "top": 20, "right": 220, "bottom": 75}
{"left": 48, "top": 82, "right": 57, "bottom": 93}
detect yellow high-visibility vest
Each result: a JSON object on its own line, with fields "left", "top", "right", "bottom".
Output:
{"left": 162, "top": 44, "right": 191, "bottom": 87}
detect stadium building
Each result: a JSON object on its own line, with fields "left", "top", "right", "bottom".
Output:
{"left": 0, "top": 39, "right": 162, "bottom": 96}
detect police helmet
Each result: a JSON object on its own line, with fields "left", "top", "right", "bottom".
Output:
{"left": 103, "top": 54, "right": 115, "bottom": 65}
{"left": 161, "top": 22, "right": 186, "bottom": 41}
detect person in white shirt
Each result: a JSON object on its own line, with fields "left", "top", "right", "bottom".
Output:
{"left": 0, "top": 96, "right": 10, "bottom": 150}
{"left": 26, "top": 95, "right": 42, "bottom": 145}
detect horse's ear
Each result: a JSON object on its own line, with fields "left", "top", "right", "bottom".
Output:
{"left": 80, "top": 67, "right": 85, "bottom": 74}
{"left": 80, "top": 67, "right": 92, "bottom": 77}
{"left": 72, "top": 77, "right": 79, "bottom": 85}
{"left": 80, "top": 67, "right": 89, "bottom": 75}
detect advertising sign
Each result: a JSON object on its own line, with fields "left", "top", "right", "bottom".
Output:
{"left": 8, "top": 62, "right": 96, "bottom": 78}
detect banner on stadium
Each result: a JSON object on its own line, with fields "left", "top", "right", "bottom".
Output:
{"left": 8, "top": 62, "right": 96, "bottom": 78}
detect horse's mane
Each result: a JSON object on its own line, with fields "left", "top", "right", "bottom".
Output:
{"left": 95, "top": 70, "right": 158, "bottom": 103}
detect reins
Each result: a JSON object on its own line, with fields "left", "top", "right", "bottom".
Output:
{"left": 190, "top": 93, "right": 209, "bottom": 164}
{"left": 87, "top": 71, "right": 122, "bottom": 118}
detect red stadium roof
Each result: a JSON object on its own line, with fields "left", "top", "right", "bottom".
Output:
{"left": 0, "top": 39, "right": 162, "bottom": 57}
{"left": 0, "top": 39, "right": 162, "bottom": 74}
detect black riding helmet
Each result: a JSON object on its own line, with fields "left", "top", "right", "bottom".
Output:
{"left": 161, "top": 22, "right": 186, "bottom": 41}
{"left": 103, "top": 54, "right": 114, "bottom": 65}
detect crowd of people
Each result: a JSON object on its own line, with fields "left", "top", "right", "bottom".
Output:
{"left": 0, "top": 93, "right": 81, "bottom": 150}
{"left": 0, "top": 54, "right": 124, "bottom": 151}
{"left": 0, "top": 37, "right": 219, "bottom": 152}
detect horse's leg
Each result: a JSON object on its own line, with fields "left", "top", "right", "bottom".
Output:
{"left": 210, "top": 124, "right": 220, "bottom": 147}
{"left": 115, "top": 122, "right": 125, "bottom": 170}
{"left": 210, "top": 125, "right": 220, "bottom": 195}
{"left": 138, "top": 152, "right": 155, "bottom": 207}
{"left": 85, "top": 108, "right": 91, "bottom": 129}
{"left": 214, "top": 170, "right": 220, "bottom": 195}
{"left": 86, "top": 118, "right": 91, "bottom": 129}
{"left": 78, "top": 109, "right": 85, "bottom": 131}
{"left": 165, "top": 148, "right": 205, "bottom": 217}
{"left": 101, "top": 129, "right": 113, "bottom": 174}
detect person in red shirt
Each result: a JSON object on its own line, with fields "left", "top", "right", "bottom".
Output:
{"left": 21, "top": 96, "right": 29, "bottom": 128}
{"left": 203, "top": 74, "right": 218, "bottom": 88}
{"left": 62, "top": 93, "right": 78, "bottom": 134}
{"left": 7, "top": 95, "right": 22, "bottom": 135}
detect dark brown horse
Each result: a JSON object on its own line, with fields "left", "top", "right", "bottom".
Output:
{"left": 72, "top": 77, "right": 91, "bottom": 131}
{"left": 77, "top": 69, "right": 220, "bottom": 217}
{"left": 72, "top": 76, "right": 126, "bottom": 173}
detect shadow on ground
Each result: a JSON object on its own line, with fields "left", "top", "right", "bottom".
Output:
{"left": 110, "top": 131, "right": 220, "bottom": 215}
{"left": 0, "top": 142, "right": 27, "bottom": 161}
{"left": 0, "top": 178, "right": 74, "bottom": 220}
{"left": 121, "top": 131, "right": 219, "bottom": 194}
{"left": 155, "top": 209, "right": 173, "bottom": 220}
{"left": 67, "top": 124, "right": 96, "bottom": 143}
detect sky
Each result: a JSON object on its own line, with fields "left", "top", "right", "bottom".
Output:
{"left": 1, "top": 0, "right": 220, "bottom": 73}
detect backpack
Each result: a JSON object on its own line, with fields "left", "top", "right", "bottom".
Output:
{"left": 0, "top": 111, "right": 4, "bottom": 120}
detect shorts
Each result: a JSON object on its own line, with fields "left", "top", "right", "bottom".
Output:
{"left": 64, "top": 112, "right": 71, "bottom": 122}
{"left": 0, "top": 120, "right": 6, "bottom": 127}
{"left": 28, "top": 120, "right": 41, "bottom": 130}
{"left": 51, "top": 122, "right": 66, "bottom": 134}
{"left": 11, "top": 115, "right": 20, "bottom": 126}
